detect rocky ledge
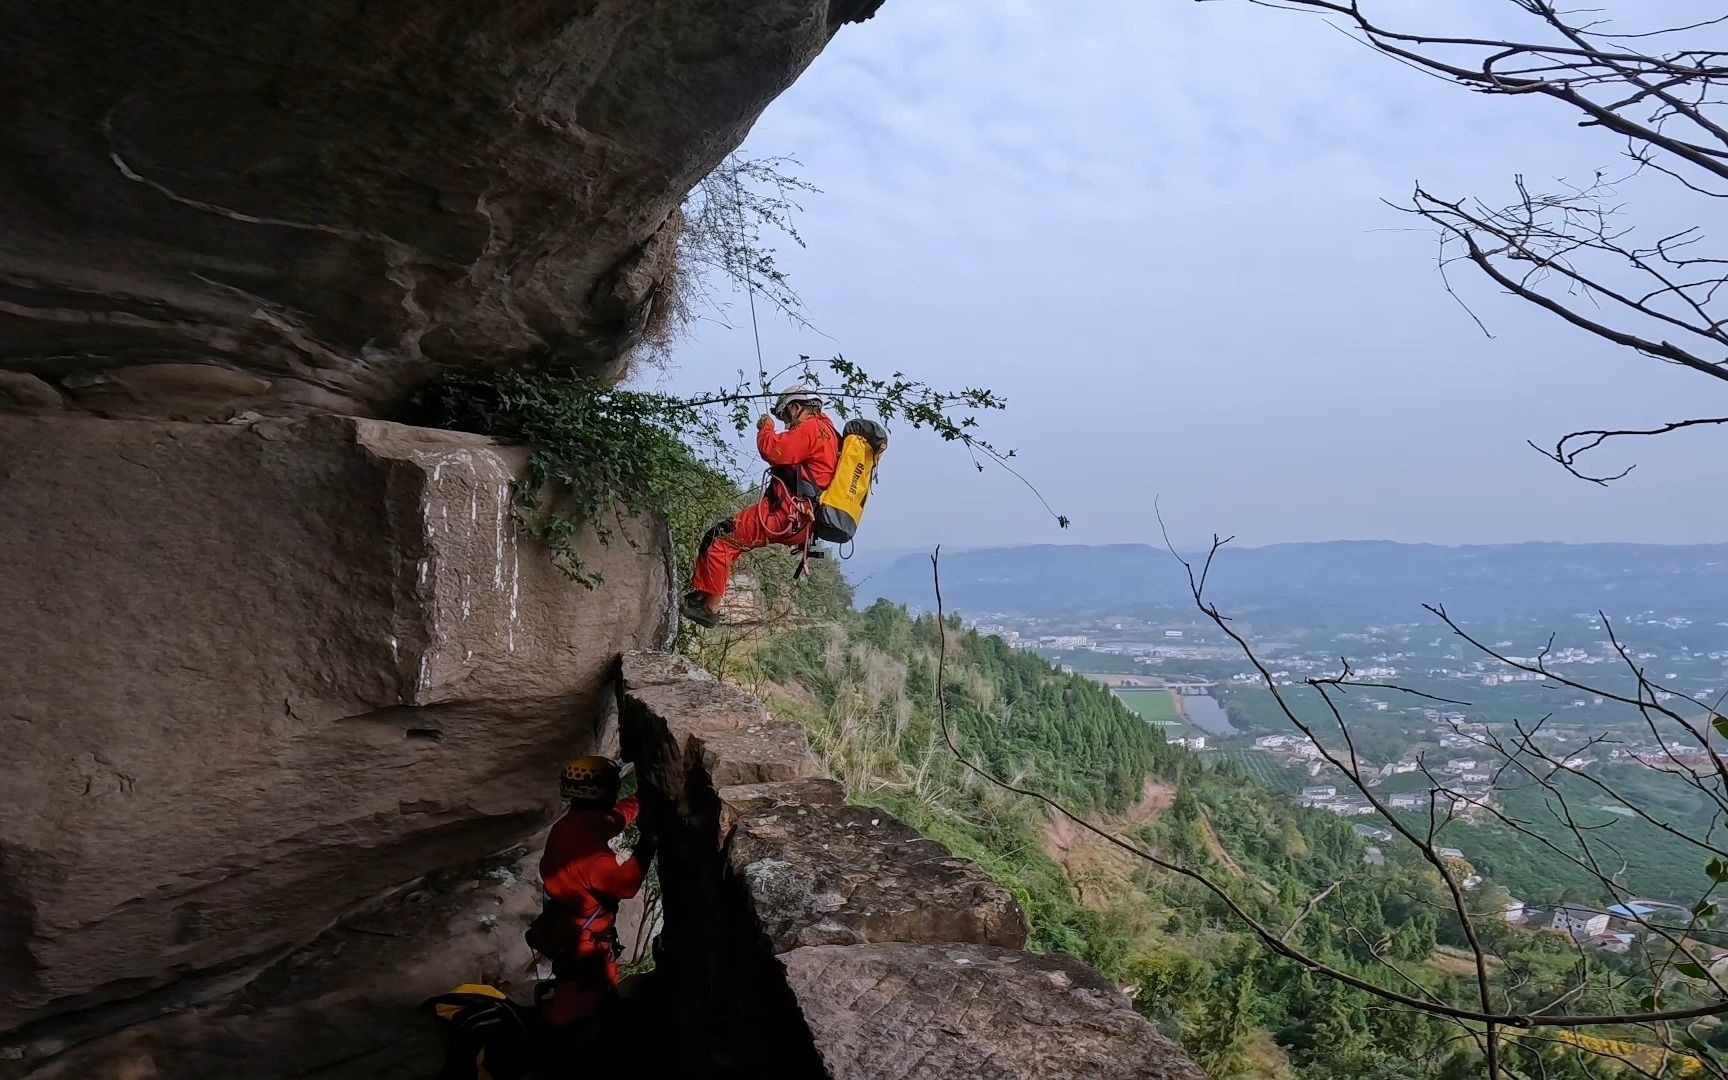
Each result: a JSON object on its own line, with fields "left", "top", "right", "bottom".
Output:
{"left": 618, "top": 652, "right": 1209, "bottom": 1079}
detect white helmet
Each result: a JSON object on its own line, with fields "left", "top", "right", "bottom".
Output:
{"left": 772, "top": 385, "right": 822, "bottom": 421}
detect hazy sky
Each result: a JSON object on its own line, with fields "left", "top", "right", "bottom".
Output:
{"left": 653, "top": 1, "right": 1728, "bottom": 550}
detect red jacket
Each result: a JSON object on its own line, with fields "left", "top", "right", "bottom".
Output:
{"left": 758, "top": 412, "right": 839, "bottom": 495}
{"left": 539, "top": 795, "right": 648, "bottom": 934}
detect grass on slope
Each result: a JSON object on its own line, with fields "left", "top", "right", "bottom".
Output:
{"left": 1114, "top": 688, "right": 1181, "bottom": 724}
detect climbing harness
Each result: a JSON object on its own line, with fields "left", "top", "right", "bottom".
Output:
{"left": 525, "top": 897, "right": 618, "bottom": 964}
{"left": 759, "top": 473, "right": 815, "bottom": 542}
{"left": 753, "top": 471, "right": 818, "bottom": 581}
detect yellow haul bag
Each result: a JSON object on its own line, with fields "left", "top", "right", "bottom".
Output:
{"left": 816, "top": 419, "right": 887, "bottom": 543}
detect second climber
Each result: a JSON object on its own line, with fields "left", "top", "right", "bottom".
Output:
{"left": 681, "top": 385, "right": 838, "bottom": 627}
{"left": 527, "top": 756, "right": 653, "bottom": 1028}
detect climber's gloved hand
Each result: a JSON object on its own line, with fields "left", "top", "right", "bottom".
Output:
{"left": 757, "top": 414, "right": 774, "bottom": 430}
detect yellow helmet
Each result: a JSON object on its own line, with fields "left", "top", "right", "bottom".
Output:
{"left": 560, "top": 755, "right": 621, "bottom": 803}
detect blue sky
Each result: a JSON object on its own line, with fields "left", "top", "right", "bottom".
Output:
{"left": 650, "top": 1, "right": 1728, "bottom": 549}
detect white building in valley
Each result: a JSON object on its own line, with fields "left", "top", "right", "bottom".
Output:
{"left": 1549, "top": 906, "right": 1611, "bottom": 938}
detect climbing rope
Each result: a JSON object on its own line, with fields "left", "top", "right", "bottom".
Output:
{"left": 729, "top": 164, "right": 769, "bottom": 396}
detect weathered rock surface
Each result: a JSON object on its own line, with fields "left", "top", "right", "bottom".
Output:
{"left": 784, "top": 943, "right": 1210, "bottom": 1080}
{"left": 0, "top": 373, "right": 63, "bottom": 412}
{"left": 718, "top": 778, "right": 847, "bottom": 833}
{"left": 632, "top": 672, "right": 775, "bottom": 741}
{"left": 617, "top": 652, "right": 1207, "bottom": 1079}
{"left": 0, "top": 413, "right": 670, "bottom": 1034}
{"left": 700, "top": 724, "right": 822, "bottom": 788}
{"left": 730, "top": 804, "right": 1028, "bottom": 952}
{"left": 0, "top": 0, "right": 884, "bottom": 420}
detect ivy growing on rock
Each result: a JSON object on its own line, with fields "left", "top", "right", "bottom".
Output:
{"left": 420, "top": 357, "right": 1063, "bottom": 586}
{"left": 421, "top": 374, "right": 739, "bottom": 587}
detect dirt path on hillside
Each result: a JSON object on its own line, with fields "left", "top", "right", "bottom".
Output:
{"left": 1198, "top": 814, "right": 1246, "bottom": 879}
{"left": 1042, "top": 777, "right": 1174, "bottom": 907}
{"left": 1127, "top": 775, "right": 1176, "bottom": 824}
{"left": 1039, "top": 774, "right": 1285, "bottom": 909}
{"left": 1431, "top": 944, "right": 1501, "bottom": 976}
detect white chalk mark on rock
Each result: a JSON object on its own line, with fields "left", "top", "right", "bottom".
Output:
{"left": 493, "top": 489, "right": 507, "bottom": 588}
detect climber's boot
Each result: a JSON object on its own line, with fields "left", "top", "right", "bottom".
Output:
{"left": 679, "top": 590, "right": 720, "bottom": 628}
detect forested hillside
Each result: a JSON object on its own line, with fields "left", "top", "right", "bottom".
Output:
{"left": 697, "top": 562, "right": 1724, "bottom": 1078}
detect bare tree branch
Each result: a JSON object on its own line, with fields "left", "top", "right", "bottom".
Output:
{"left": 927, "top": 547, "right": 1728, "bottom": 1046}
{"left": 1226, "top": 0, "right": 1728, "bottom": 482}
{"left": 1532, "top": 416, "right": 1728, "bottom": 483}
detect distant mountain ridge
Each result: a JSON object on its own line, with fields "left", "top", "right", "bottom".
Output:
{"left": 849, "top": 540, "right": 1728, "bottom": 621}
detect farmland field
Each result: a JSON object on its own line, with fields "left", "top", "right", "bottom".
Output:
{"left": 1221, "top": 749, "right": 1304, "bottom": 794}
{"left": 1112, "top": 688, "right": 1180, "bottom": 724}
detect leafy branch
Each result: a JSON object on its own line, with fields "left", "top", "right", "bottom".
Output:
{"left": 419, "top": 358, "right": 1068, "bottom": 585}
{"left": 690, "top": 355, "right": 1072, "bottom": 528}
{"left": 420, "top": 374, "right": 741, "bottom": 587}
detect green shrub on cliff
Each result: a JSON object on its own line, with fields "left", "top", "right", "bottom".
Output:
{"left": 418, "top": 359, "right": 1047, "bottom": 588}
{"left": 420, "top": 373, "right": 742, "bottom": 586}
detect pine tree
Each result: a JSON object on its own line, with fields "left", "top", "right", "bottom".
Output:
{"left": 1187, "top": 967, "right": 1260, "bottom": 1078}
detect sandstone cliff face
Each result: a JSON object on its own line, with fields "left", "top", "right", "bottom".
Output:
{"left": 0, "top": 414, "right": 670, "bottom": 1037}
{"left": 0, "top": 5, "right": 890, "bottom": 1060}
{"left": 2, "top": 1, "right": 913, "bottom": 1068}
{"left": 0, "top": 0, "right": 882, "bottom": 420}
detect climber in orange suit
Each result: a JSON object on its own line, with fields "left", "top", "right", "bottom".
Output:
{"left": 683, "top": 386, "right": 839, "bottom": 627}
{"left": 528, "top": 756, "right": 653, "bottom": 1026}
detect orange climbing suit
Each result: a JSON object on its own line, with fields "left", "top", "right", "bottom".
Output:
{"left": 691, "top": 412, "right": 839, "bottom": 601}
{"left": 531, "top": 795, "right": 650, "bottom": 1025}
